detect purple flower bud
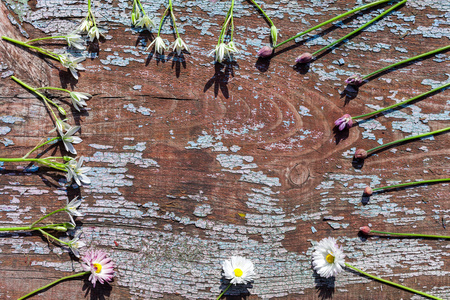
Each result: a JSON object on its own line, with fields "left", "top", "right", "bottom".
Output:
{"left": 257, "top": 46, "right": 273, "bottom": 58}
{"left": 364, "top": 186, "right": 373, "bottom": 196}
{"left": 354, "top": 148, "right": 368, "bottom": 159}
{"left": 334, "top": 114, "right": 353, "bottom": 131}
{"left": 359, "top": 226, "right": 371, "bottom": 234}
{"left": 295, "top": 52, "right": 313, "bottom": 64}
{"left": 345, "top": 74, "right": 363, "bottom": 86}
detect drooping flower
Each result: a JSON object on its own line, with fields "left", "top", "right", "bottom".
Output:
{"left": 69, "top": 91, "right": 91, "bottom": 111}
{"left": 170, "top": 37, "right": 189, "bottom": 56}
{"left": 312, "top": 237, "right": 345, "bottom": 278}
{"left": 81, "top": 249, "right": 114, "bottom": 287}
{"left": 345, "top": 74, "right": 364, "bottom": 86}
{"left": 87, "top": 26, "right": 103, "bottom": 42}
{"left": 52, "top": 118, "right": 72, "bottom": 134}
{"left": 147, "top": 36, "right": 167, "bottom": 54}
{"left": 58, "top": 53, "right": 86, "bottom": 80}
{"left": 270, "top": 25, "right": 278, "bottom": 46}
{"left": 354, "top": 148, "right": 368, "bottom": 159}
{"left": 334, "top": 114, "right": 353, "bottom": 131}
{"left": 295, "top": 52, "right": 313, "bottom": 64}
{"left": 227, "top": 41, "right": 239, "bottom": 54}
{"left": 222, "top": 256, "right": 255, "bottom": 285}
{"left": 65, "top": 33, "right": 86, "bottom": 50}
{"left": 135, "top": 15, "right": 155, "bottom": 32}
{"left": 59, "top": 126, "right": 83, "bottom": 155}
{"left": 68, "top": 231, "right": 86, "bottom": 258}
{"left": 257, "top": 45, "right": 273, "bottom": 58}
{"left": 66, "top": 156, "right": 91, "bottom": 186}
{"left": 210, "top": 42, "right": 232, "bottom": 63}
{"left": 76, "top": 19, "right": 93, "bottom": 33}
{"left": 65, "top": 196, "right": 82, "bottom": 225}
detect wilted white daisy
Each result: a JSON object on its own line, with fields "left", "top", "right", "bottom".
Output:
{"left": 59, "top": 126, "right": 83, "bottom": 154}
{"left": 66, "top": 156, "right": 91, "bottom": 186}
{"left": 210, "top": 42, "right": 232, "bottom": 63}
{"left": 170, "top": 37, "right": 189, "bottom": 56}
{"left": 222, "top": 256, "right": 255, "bottom": 285}
{"left": 312, "top": 237, "right": 345, "bottom": 278}
{"left": 147, "top": 36, "right": 167, "bottom": 54}
{"left": 58, "top": 53, "right": 86, "bottom": 79}
{"left": 135, "top": 15, "right": 155, "bottom": 32}
{"left": 68, "top": 231, "right": 86, "bottom": 258}
{"left": 69, "top": 91, "right": 91, "bottom": 111}
{"left": 65, "top": 33, "right": 86, "bottom": 50}
{"left": 81, "top": 249, "right": 115, "bottom": 287}
{"left": 65, "top": 196, "right": 82, "bottom": 225}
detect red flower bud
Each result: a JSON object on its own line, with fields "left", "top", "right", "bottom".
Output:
{"left": 257, "top": 46, "right": 273, "bottom": 58}
{"left": 354, "top": 149, "right": 368, "bottom": 159}
{"left": 364, "top": 186, "right": 373, "bottom": 196}
{"left": 359, "top": 226, "right": 371, "bottom": 235}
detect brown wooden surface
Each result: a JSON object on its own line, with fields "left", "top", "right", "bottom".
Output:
{"left": 0, "top": 0, "right": 450, "bottom": 299}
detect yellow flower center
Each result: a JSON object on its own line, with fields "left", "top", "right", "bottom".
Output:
{"left": 325, "top": 254, "right": 335, "bottom": 264}
{"left": 93, "top": 263, "right": 102, "bottom": 273}
{"left": 234, "top": 268, "right": 243, "bottom": 277}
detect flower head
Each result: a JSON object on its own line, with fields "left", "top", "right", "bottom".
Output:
{"left": 135, "top": 15, "right": 155, "bottom": 32}
{"left": 69, "top": 91, "right": 91, "bottom": 111}
{"left": 295, "top": 52, "right": 313, "bottom": 64}
{"left": 147, "top": 36, "right": 167, "bottom": 54}
{"left": 364, "top": 186, "right": 373, "bottom": 196}
{"left": 66, "top": 156, "right": 91, "bottom": 186}
{"left": 209, "top": 42, "right": 233, "bottom": 63}
{"left": 65, "top": 33, "right": 86, "bottom": 50}
{"left": 312, "top": 237, "right": 345, "bottom": 278}
{"left": 359, "top": 226, "right": 371, "bottom": 235}
{"left": 222, "top": 256, "right": 255, "bottom": 285}
{"left": 227, "top": 41, "right": 239, "bottom": 54}
{"left": 270, "top": 25, "right": 278, "bottom": 46}
{"left": 354, "top": 148, "right": 368, "bottom": 159}
{"left": 257, "top": 45, "right": 273, "bottom": 58}
{"left": 59, "top": 126, "right": 82, "bottom": 154}
{"left": 53, "top": 118, "right": 72, "bottom": 133}
{"left": 81, "top": 249, "right": 114, "bottom": 287}
{"left": 68, "top": 231, "right": 86, "bottom": 258}
{"left": 170, "top": 37, "right": 189, "bottom": 56}
{"left": 87, "top": 26, "right": 104, "bottom": 42}
{"left": 76, "top": 19, "right": 93, "bottom": 33}
{"left": 58, "top": 54, "right": 85, "bottom": 80}
{"left": 345, "top": 74, "right": 364, "bottom": 86}
{"left": 65, "top": 196, "right": 82, "bottom": 225}
{"left": 334, "top": 114, "right": 353, "bottom": 131}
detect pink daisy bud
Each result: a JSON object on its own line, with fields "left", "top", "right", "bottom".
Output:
{"left": 257, "top": 46, "right": 273, "bottom": 58}
{"left": 359, "top": 226, "right": 371, "bottom": 235}
{"left": 364, "top": 186, "right": 373, "bottom": 196}
{"left": 295, "top": 52, "right": 313, "bottom": 64}
{"left": 334, "top": 114, "right": 353, "bottom": 131}
{"left": 345, "top": 74, "right": 363, "bottom": 86}
{"left": 354, "top": 148, "right": 368, "bottom": 159}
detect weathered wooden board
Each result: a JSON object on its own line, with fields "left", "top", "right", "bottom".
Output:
{"left": 0, "top": 0, "right": 449, "bottom": 299}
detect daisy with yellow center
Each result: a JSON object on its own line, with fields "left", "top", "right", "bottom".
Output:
{"left": 81, "top": 249, "right": 115, "bottom": 287}
{"left": 312, "top": 237, "right": 345, "bottom": 278}
{"left": 217, "top": 256, "right": 255, "bottom": 299}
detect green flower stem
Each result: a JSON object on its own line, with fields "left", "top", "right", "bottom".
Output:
{"left": 31, "top": 208, "right": 66, "bottom": 227}
{"left": 352, "top": 82, "right": 450, "bottom": 120}
{"left": 157, "top": 7, "right": 170, "bottom": 36}
{"left": 363, "top": 44, "right": 450, "bottom": 80}
{"left": 22, "top": 137, "right": 61, "bottom": 159}
{"left": 248, "top": 0, "right": 274, "bottom": 27}
{"left": 26, "top": 36, "right": 67, "bottom": 44}
{"left": 35, "top": 86, "right": 71, "bottom": 94}
{"left": 0, "top": 157, "right": 67, "bottom": 172}
{"left": 168, "top": 0, "right": 180, "bottom": 38}
{"left": 18, "top": 271, "right": 91, "bottom": 300}
{"left": 372, "top": 178, "right": 450, "bottom": 193}
{"left": 0, "top": 223, "right": 68, "bottom": 232}
{"left": 136, "top": 0, "right": 148, "bottom": 17}
{"left": 216, "top": 283, "right": 232, "bottom": 300}
{"left": 367, "top": 126, "right": 450, "bottom": 154}
{"left": 219, "top": 0, "right": 235, "bottom": 44}
{"left": 345, "top": 263, "right": 442, "bottom": 300}
{"left": 37, "top": 229, "right": 70, "bottom": 245}
{"left": 1, "top": 36, "right": 59, "bottom": 60}
{"left": 311, "top": 0, "right": 407, "bottom": 57}
{"left": 368, "top": 230, "right": 450, "bottom": 239}
{"left": 87, "top": 0, "right": 97, "bottom": 27}
{"left": 274, "top": 0, "right": 395, "bottom": 49}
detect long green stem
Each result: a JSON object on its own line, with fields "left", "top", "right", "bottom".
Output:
{"left": 157, "top": 7, "right": 170, "bottom": 36}
{"left": 367, "top": 126, "right": 450, "bottom": 154}
{"left": 136, "top": 0, "right": 148, "bottom": 17}
{"left": 35, "top": 86, "right": 71, "bottom": 93}
{"left": 38, "top": 229, "right": 70, "bottom": 245}
{"left": 0, "top": 158, "right": 67, "bottom": 172}
{"left": 22, "top": 137, "right": 60, "bottom": 159}
{"left": 87, "top": 0, "right": 97, "bottom": 27}
{"left": 219, "top": 0, "right": 235, "bottom": 44}
{"left": 216, "top": 283, "right": 232, "bottom": 300}
{"left": 0, "top": 223, "right": 68, "bottom": 232}
{"left": 363, "top": 44, "right": 450, "bottom": 79}
{"left": 345, "top": 263, "right": 442, "bottom": 299}
{"left": 274, "top": 0, "right": 395, "bottom": 49}
{"left": 311, "top": 0, "right": 407, "bottom": 56}
{"left": 18, "top": 271, "right": 91, "bottom": 300}
{"left": 369, "top": 230, "right": 450, "bottom": 239}
{"left": 26, "top": 36, "right": 67, "bottom": 44}
{"left": 31, "top": 208, "right": 66, "bottom": 227}
{"left": 373, "top": 178, "right": 450, "bottom": 192}
{"left": 248, "top": 0, "right": 274, "bottom": 27}
{"left": 1, "top": 36, "right": 60, "bottom": 60}
{"left": 352, "top": 82, "right": 450, "bottom": 120}
{"left": 168, "top": 0, "right": 180, "bottom": 38}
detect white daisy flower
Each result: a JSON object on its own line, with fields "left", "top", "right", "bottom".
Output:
{"left": 312, "top": 237, "right": 345, "bottom": 278}
{"left": 135, "top": 15, "right": 155, "bottom": 32}
{"left": 65, "top": 33, "right": 86, "bottom": 50}
{"left": 65, "top": 196, "right": 82, "bottom": 226}
{"left": 58, "top": 53, "right": 85, "bottom": 80}
{"left": 68, "top": 231, "right": 86, "bottom": 258}
{"left": 170, "top": 37, "right": 189, "bottom": 56}
{"left": 69, "top": 91, "right": 91, "bottom": 111}
{"left": 66, "top": 156, "right": 91, "bottom": 186}
{"left": 222, "top": 256, "right": 255, "bottom": 285}
{"left": 58, "top": 126, "right": 82, "bottom": 155}
{"left": 147, "top": 36, "right": 167, "bottom": 54}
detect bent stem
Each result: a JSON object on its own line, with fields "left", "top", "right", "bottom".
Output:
{"left": 38, "top": 229, "right": 70, "bottom": 246}
{"left": 26, "top": 36, "right": 67, "bottom": 44}
{"left": 219, "top": 0, "right": 235, "bottom": 44}
{"left": 248, "top": 0, "right": 274, "bottom": 27}
{"left": 345, "top": 263, "right": 442, "bottom": 300}
{"left": 352, "top": 82, "right": 450, "bottom": 120}
{"left": 372, "top": 178, "right": 450, "bottom": 193}
{"left": 168, "top": 0, "right": 180, "bottom": 38}
{"left": 274, "top": 0, "right": 395, "bottom": 49}
{"left": 363, "top": 44, "right": 450, "bottom": 80}
{"left": 18, "top": 271, "right": 91, "bottom": 300}
{"left": 366, "top": 126, "right": 450, "bottom": 155}
{"left": 31, "top": 208, "right": 67, "bottom": 227}
{"left": 22, "top": 137, "right": 60, "bottom": 159}
{"left": 1, "top": 36, "right": 60, "bottom": 60}
{"left": 311, "top": 0, "right": 407, "bottom": 57}
{"left": 216, "top": 283, "right": 232, "bottom": 300}
{"left": 367, "top": 230, "right": 450, "bottom": 239}
{"left": 0, "top": 157, "right": 68, "bottom": 172}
